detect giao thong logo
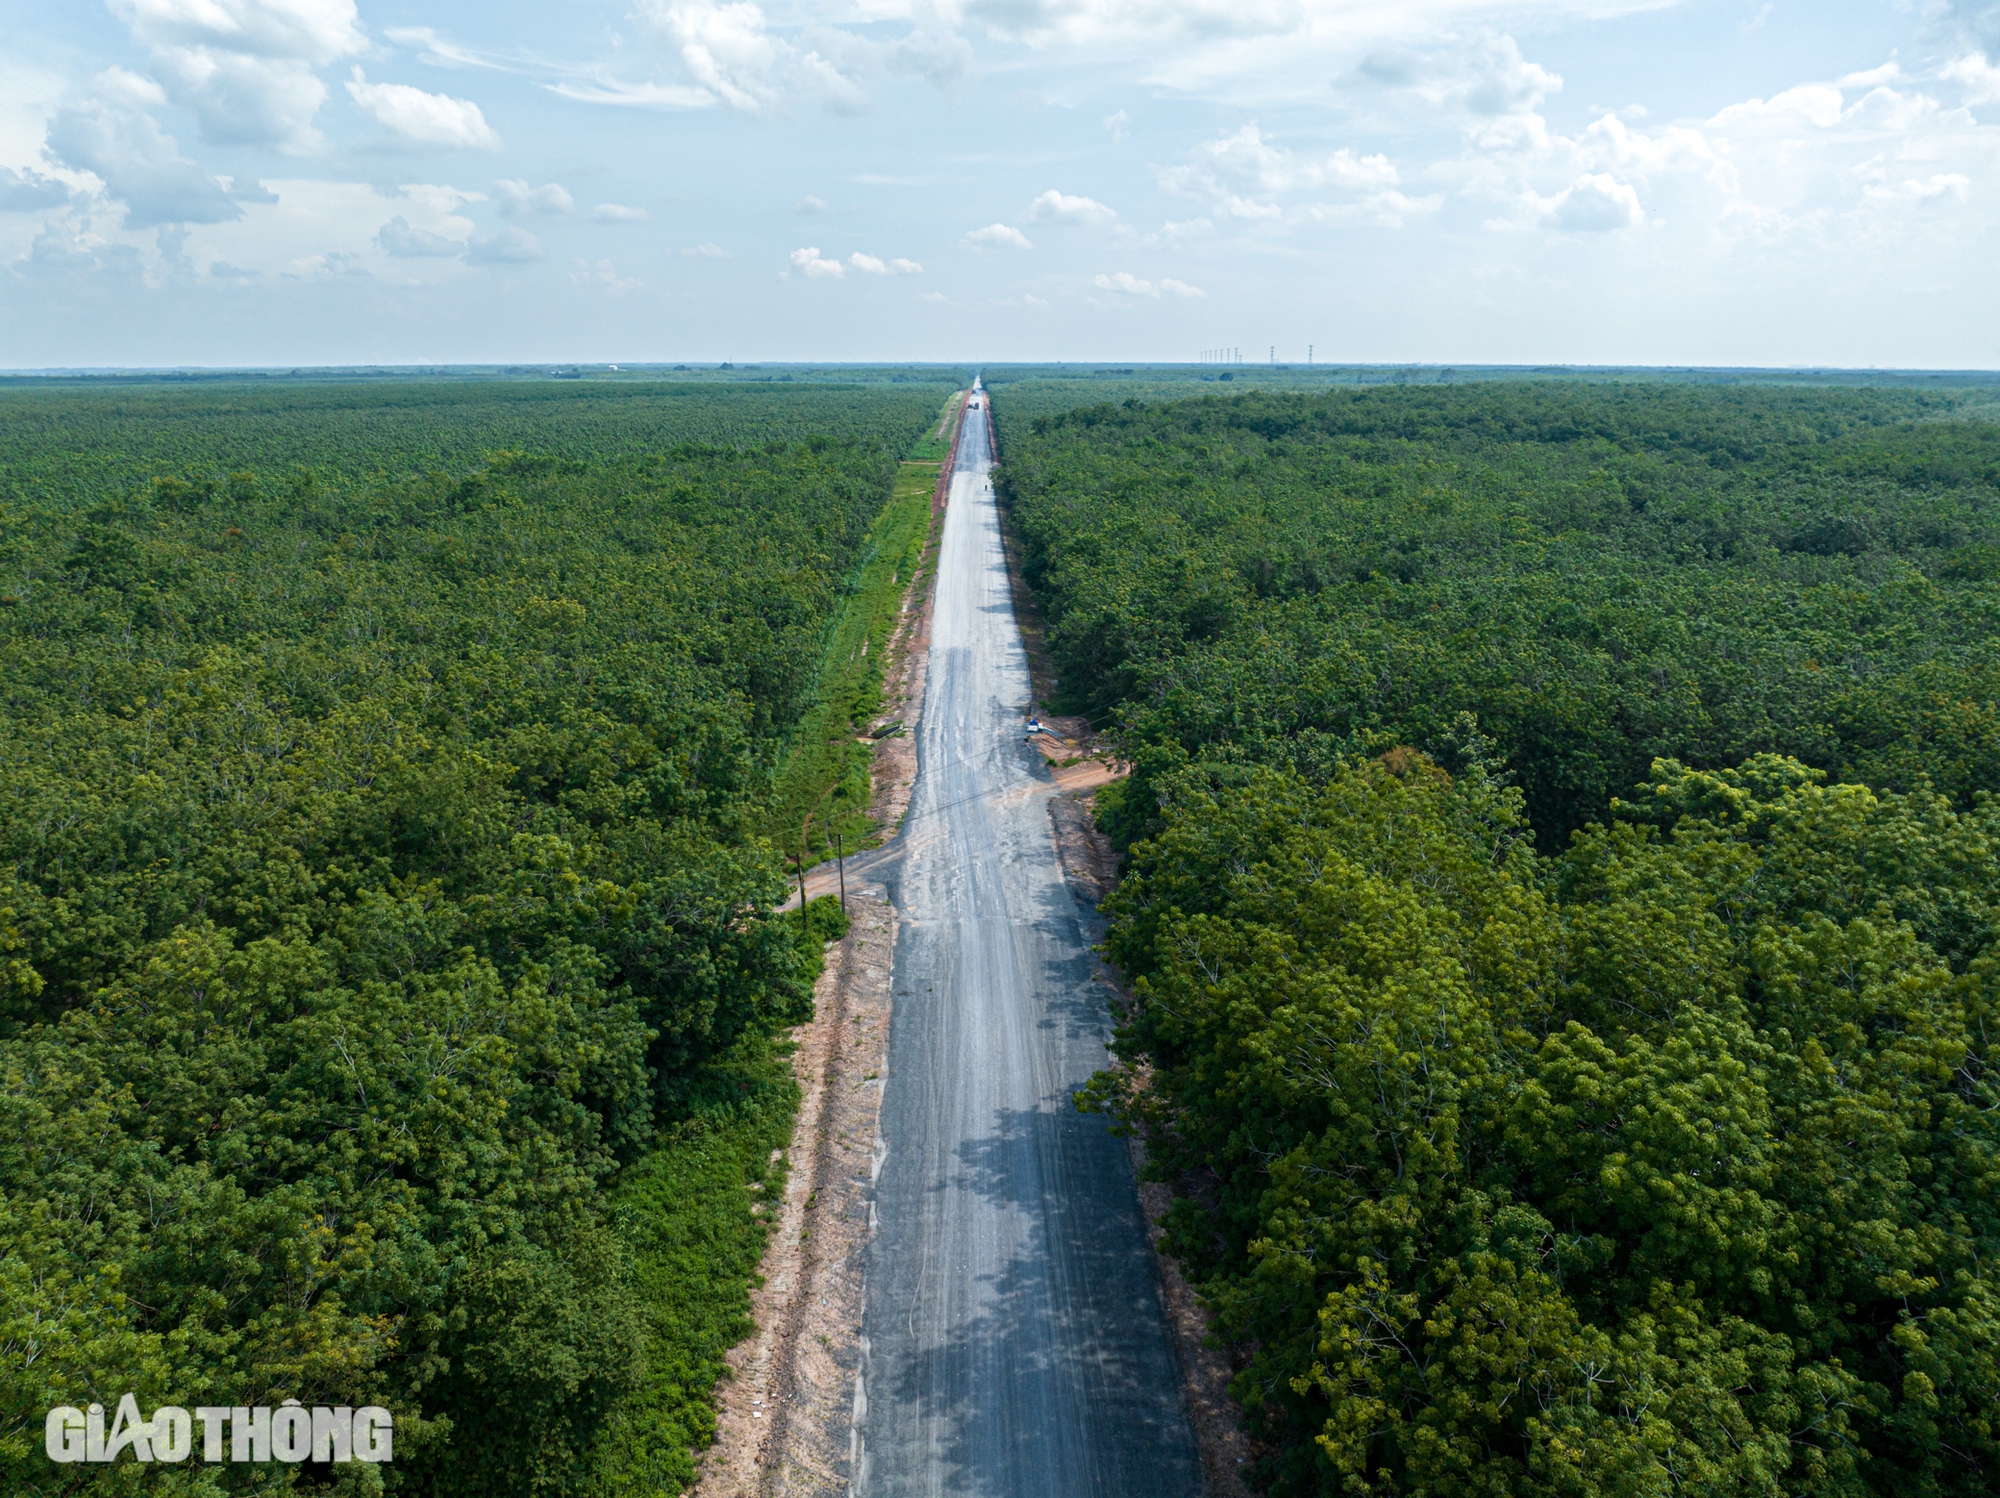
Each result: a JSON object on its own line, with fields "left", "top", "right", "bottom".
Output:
{"left": 46, "top": 1397, "right": 394, "bottom": 1464}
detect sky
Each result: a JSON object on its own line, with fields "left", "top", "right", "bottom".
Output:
{"left": 1, "top": 0, "right": 1997, "bottom": 367}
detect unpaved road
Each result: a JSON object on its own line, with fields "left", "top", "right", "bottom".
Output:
{"left": 854, "top": 389, "right": 1204, "bottom": 1497}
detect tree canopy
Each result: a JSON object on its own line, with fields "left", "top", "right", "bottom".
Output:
{"left": 0, "top": 383, "right": 930, "bottom": 1494}
{"left": 996, "top": 384, "right": 2000, "bottom": 850}
{"left": 1013, "top": 383, "right": 2000, "bottom": 1496}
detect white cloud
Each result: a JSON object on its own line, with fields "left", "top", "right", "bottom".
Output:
{"left": 1161, "top": 123, "right": 1433, "bottom": 224}
{"left": 377, "top": 213, "right": 463, "bottom": 256}
{"left": 1838, "top": 61, "right": 1906, "bottom": 90}
{"left": 45, "top": 99, "right": 242, "bottom": 227}
{"left": 172, "top": 179, "right": 406, "bottom": 278}
{"left": 105, "top": 0, "right": 365, "bottom": 151}
{"left": 152, "top": 48, "right": 327, "bottom": 151}
{"left": 346, "top": 70, "right": 502, "bottom": 150}
{"left": 796, "top": 194, "right": 828, "bottom": 213}
{"left": 551, "top": 4, "right": 966, "bottom": 116}
{"left": 635, "top": 0, "right": 867, "bottom": 115}
{"left": 849, "top": 251, "right": 922, "bottom": 273}
{"left": 1355, "top": 34, "right": 1561, "bottom": 120}
{"left": 888, "top": 29, "right": 972, "bottom": 88}
{"left": 792, "top": 48, "right": 870, "bottom": 113}
{"left": 656, "top": 0, "right": 784, "bottom": 111}
{"left": 955, "top": 0, "right": 1308, "bottom": 50}
{"left": 23, "top": 221, "right": 104, "bottom": 272}
{"left": 0, "top": 167, "right": 71, "bottom": 212}
{"left": 1092, "top": 270, "right": 1203, "bottom": 296}
{"left": 1708, "top": 82, "right": 1845, "bottom": 132}
{"left": 1571, "top": 112, "right": 1726, "bottom": 185}
{"left": 790, "top": 244, "right": 844, "bottom": 277}
{"left": 107, "top": 0, "right": 364, "bottom": 63}
{"left": 384, "top": 25, "right": 511, "bottom": 71}
{"left": 936, "top": 0, "right": 1665, "bottom": 81}
{"left": 1429, "top": 42, "right": 1993, "bottom": 256}
{"left": 1516, "top": 171, "right": 1646, "bottom": 231}
{"left": 544, "top": 78, "right": 716, "bottom": 108}
{"left": 495, "top": 179, "right": 574, "bottom": 216}
{"left": 465, "top": 226, "right": 544, "bottom": 262}
{"left": 1029, "top": 188, "right": 1118, "bottom": 224}
{"left": 1930, "top": 1, "right": 2000, "bottom": 53}
{"left": 16, "top": 0, "right": 2000, "bottom": 368}
{"left": 1941, "top": 51, "right": 2000, "bottom": 103}
{"left": 5, "top": 176, "right": 486, "bottom": 287}
{"left": 681, "top": 241, "right": 730, "bottom": 256}
{"left": 963, "top": 221, "right": 1033, "bottom": 248}
{"left": 593, "top": 202, "right": 650, "bottom": 221}
{"left": 95, "top": 66, "right": 169, "bottom": 108}
{"left": 1694, "top": 75, "right": 1985, "bottom": 240}
{"left": 569, "top": 257, "right": 640, "bottom": 291}
{"left": 1858, "top": 167, "right": 1971, "bottom": 209}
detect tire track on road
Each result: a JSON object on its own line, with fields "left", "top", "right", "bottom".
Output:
{"left": 854, "top": 385, "right": 1203, "bottom": 1498}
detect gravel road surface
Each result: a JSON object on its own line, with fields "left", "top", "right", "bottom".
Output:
{"left": 855, "top": 390, "right": 1204, "bottom": 1497}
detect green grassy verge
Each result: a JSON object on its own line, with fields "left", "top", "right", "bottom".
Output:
{"left": 904, "top": 389, "right": 964, "bottom": 461}
{"left": 588, "top": 897, "right": 848, "bottom": 1497}
{"left": 763, "top": 460, "right": 941, "bottom": 862}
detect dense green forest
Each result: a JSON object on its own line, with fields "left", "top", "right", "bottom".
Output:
{"left": 0, "top": 377, "right": 949, "bottom": 1494}
{"left": 982, "top": 365, "right": 2000, "bottom": 434}
{"left": 1000, "top": 384, "right": 2000, "bottom": 1495}
{"left": 0, "top": 373, "right": 955, "bottom": 499}
{"left": 998, "top": 385, "right": 2000, "bottom": 844}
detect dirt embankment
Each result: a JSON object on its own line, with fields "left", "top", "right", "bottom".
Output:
{"left": 992, "top": 456, "right": 1127, "bottom": 792}
{"left": 1046, "top": 794, "right": 1257, "bottom": 1498}
{"left": 692, "top": 894, "right": 896, "bottom": 1498}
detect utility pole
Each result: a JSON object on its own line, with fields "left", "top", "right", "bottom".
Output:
{"left": 835, "top": 830, "right": 846, "bottom": 910}
{"left": 1309, "top": 344, "right": 1314, "bottom": 364}
{"left": 1270, "top": 346, "right": 1275, "bottom": 364}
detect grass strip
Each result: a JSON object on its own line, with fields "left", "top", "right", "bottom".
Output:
{"left": 589, "top": 1036, "right": 797, "bottom": 1495}
{"left": 905, "top": 389, "right": 966, "bottom": 462}
{"left": 589, "top": 899, "right": 848, "bottom": 1496}
{"left": 763, "top": 458, "right": 941, "bottom": 861}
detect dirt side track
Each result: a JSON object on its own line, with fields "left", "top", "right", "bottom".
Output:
{"left": 693, "top": 894, "right": 897, "bottom": 1497}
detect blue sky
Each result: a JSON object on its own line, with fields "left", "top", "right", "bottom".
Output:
{"left": 2, "top": 0, "right": 1997, "bottom": 366}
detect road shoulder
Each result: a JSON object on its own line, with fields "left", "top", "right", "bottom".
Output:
{"left": 692, "top": 893, "right": 896, "bottom": 1498}
{"left": 1047, "top": 788, "right": 1257, "bottom": 1498}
